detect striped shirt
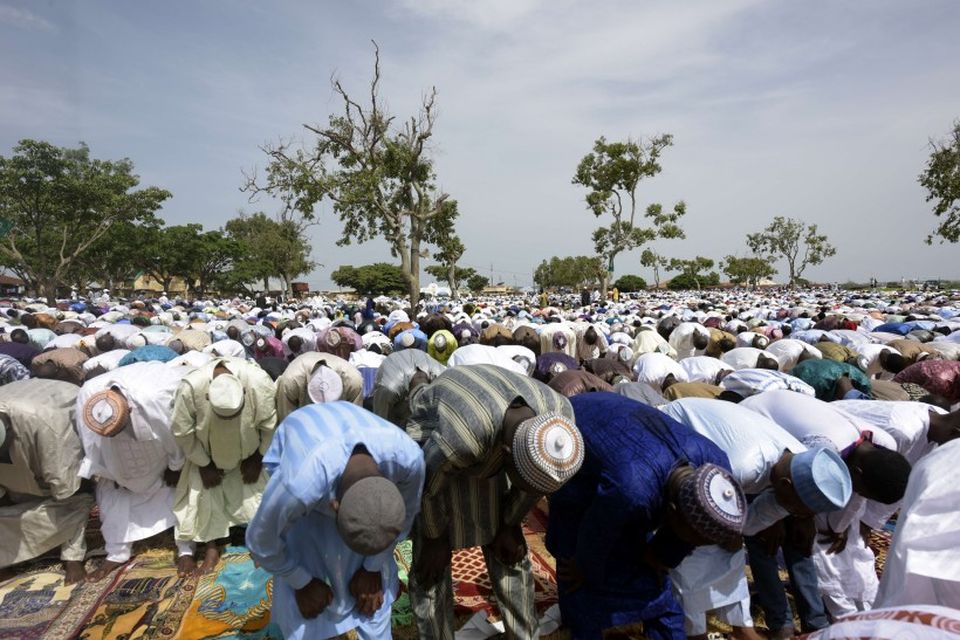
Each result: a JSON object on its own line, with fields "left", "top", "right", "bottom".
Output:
{"left": 407, "top": 364, "right": 574, "bottom": 548}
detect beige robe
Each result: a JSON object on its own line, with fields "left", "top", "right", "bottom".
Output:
{"left": 0, "top": 379, "right": 92, "bottom": 566}
{"left": 172, "top": 357, "right": 277, "bottom": 543}
{"left": 275, "top": 352, "right": 362, "bottom": 423}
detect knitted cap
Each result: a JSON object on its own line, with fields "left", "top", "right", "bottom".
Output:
{"left": 83, "top": 388, "right": 130, "bottom": 437}
{"left": 307, "top": 365, "right": 343, "bottom": 403}
{"left": 208, "top": 373, "right": 245, "bottom": 418}
{"left": 336, "top": 476, "right": 405, "bottom": 555}
{"left": 790, "top": 447, "right": 852, "bottom": 513}
{"left": 677, "top": 463, "right": 746, "bottom": 545}
{"left": 512, "top": 413, "right": 584, "bottom": 494}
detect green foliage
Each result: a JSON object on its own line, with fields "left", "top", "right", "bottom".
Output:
{"left": 746, "top": 216, "right": 836, "bottom": 285}
{"left": 721, "top": 255, "right": 776, "bottom": 287}
{"left": 640, "top": 248, "right": 672, "bottom": 288}
{"left": 612, "top": 274, "right": 647, "bottom": 291}
{"left": 426, "top": 201, "right": 468, "bottom": 296}
{"left": 920, "top": 120, "right": 960, "bottom": 243}
{"left": 667, "top": 271, "right": 720, "bottom": 290}
{"left": 224, "top": 212, "right": 315, "bottom": 295}
{"left": 424, "top": 264, "right": 475, "bottom": 289}
{"left": 68, "top": 213, "right": 164, "bottom": 289}
{"left": 466, "top": 274, "right": 489, "bottom": 293}
{"left": 0, "top": 139, "right": 170, "bottom": 300}
{"left": 534, "top": 256, "right": 604, "bottom": 290}
{"left": 572, "top": 134, "right": 685, "bottom": 298}
{"left": 666, "top": 256, "right": 717, "bottom": 290}
{"left": 330, "top": 263, "right": 408, "bottom": 295}
{"left": 243, "top": 44, "right": 459, "bottom": 305}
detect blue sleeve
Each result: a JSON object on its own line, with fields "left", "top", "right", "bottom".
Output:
{"left": 245, "top": 474, "right": 312, "bottom": 589}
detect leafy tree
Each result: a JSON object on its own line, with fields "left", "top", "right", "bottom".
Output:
{"left": 143, "top": 224, "right": 204, "bottom": 293}
{"left": 0, "top": 139, "right": 170, "bottom": 301}
{"left": 67, "top": 213, "right": 164, "bottom": 291}
{"left": 572, "top": 134, "right": 686, "bottom": 299}
{"left": 722, "top": 255, "right": 776, "bottom": 287}
{"left": 190, "top": 230, "right": 243, "bottom": 296}
{"left": 224, "top": 211, "right": 315, "bottom": 295}
{"left": 667, "top": 256, "right": 716, "bottom": 290}
{"left": 920, "top": 120, "right": 960, "bottom": 243}
{"left": 746, "top": 216, "right": 836, "bottom": 286}
{"left": 243, "top": 43, "right": 459, "bottom": 307}
{"left": 466, "top": 274, "right": 489, "bottom": 293}
{"left": 640, "top": 249, "right": 672, "bottom": 289}
{"left": 331, "top": 263, "right": 408, "bottom": 295}
{"left": 426, "top": 201, "right": 468, "bottom": 298}
{"left": 613, "top": 274, "right": 647, "bottom": 292}
{"left": 534, "top": 255, "right": 604, "bottom": 290}
{"left": 667, "top": 271, "right": 720, "bottom": 290}
{"left": 424, "top": 264, "right": 476, "bottom": 292}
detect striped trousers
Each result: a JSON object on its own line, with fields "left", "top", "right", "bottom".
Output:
{"left": 408, "top": 526, "right": 538, "bottom": 640}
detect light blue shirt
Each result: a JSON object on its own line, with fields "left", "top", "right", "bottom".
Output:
{"left": 246, "top": 401, "right": 424, "bottom": 639}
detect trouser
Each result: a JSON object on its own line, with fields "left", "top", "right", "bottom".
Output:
{"left": 106, "top": 539, "right": 196, "bottom": 564}
{"left": 745, "top": 535, "right": 829, "bottom": 632}
{"left": 409, "top": 532, "right": 537, "bottom": 640}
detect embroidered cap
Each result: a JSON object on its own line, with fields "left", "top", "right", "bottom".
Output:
{"left": 511, "top": 412, "right": 584, "bottom": 494}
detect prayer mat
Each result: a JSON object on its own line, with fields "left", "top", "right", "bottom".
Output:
{"left": 869, "top": 528, "right": 893, "bottom": 577}
{"left": 177, "top": 546, "right": 281, "bottom": 640}
{"left": 77, "top": 549, "right": 197, "bottom": 640}
{"left": 0, "top": 560, "right": 121, "bottom": 640}
{"left": 450, "top": 518, "right": 558, "bottom": 617}
{"left": 393, "top": 539, "right": 415, "bottom": 627}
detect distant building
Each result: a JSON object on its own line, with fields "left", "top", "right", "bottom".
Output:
{"left": 0, "top": 274, "right": 26, "bottom": 296}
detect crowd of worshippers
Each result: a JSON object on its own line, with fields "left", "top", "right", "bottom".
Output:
{"left": 1, "top": 287, "right": 960, "bottom": 640}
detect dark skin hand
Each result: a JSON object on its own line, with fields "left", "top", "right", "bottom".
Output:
{"left": 349, "top": 568, "right": 384, "bottom": 616}
{"left": 163, "top": 467, "right": 181, "bottom": 488}
{"left": 295, "top": 577, "right": 334, "bottom": 619}
{"left": 490, "top": 522, "right": 527, "bottom": 566}
{"left": 818, "top": 525, "right": 849, "bottom": 555}
{"left": 556, "top": 557, "right": 585, "bottom": 594}
{"left": 415, "top": 533, "right": 451, "bottom": 589}
{"left": 240, "top": 450, "right": 263, "bottom": 484}
{"left": 199, "top": 461, "right": 224, "bottom": 489}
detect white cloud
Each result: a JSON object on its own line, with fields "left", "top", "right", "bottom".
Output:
{"left": 0, "top": 4, "right": 55, "bottom": 32}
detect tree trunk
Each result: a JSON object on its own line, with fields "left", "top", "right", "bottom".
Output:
{"left": 448, "top": 263, "right": 459, "bottom": 300}
{"left": 599, "top": 271, "right": 610, "bottom": 302}
{"left": 162, "top": 277, "right": 173, "bottom": 293}
{"left": 42, "top": 279, "right": 58, "bottom": 304}
{"left": 263, "top": 277, "right": 270, "bottom": 292}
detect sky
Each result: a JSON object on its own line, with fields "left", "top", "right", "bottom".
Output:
{"left": 2, "top": 0, "right": 959, "bottom": 289}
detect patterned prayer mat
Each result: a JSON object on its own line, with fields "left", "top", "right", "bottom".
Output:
{"left": 0, "top": 560, "right": 122, "bottom": 640}
{"left": 447, "top": 507, "right": 558, "bottom": 618}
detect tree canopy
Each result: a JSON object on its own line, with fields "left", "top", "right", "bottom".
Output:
{"left": 667, "top": 257, "right": 717, "bottom": 290}
{"left": 920, "top": 120, "right": 960, "bottom": 243}
{"left": 0, "top": 139, "right": 170, "bottom": 301}
{"left": 746, "top": 216, "right": 836, "bottom": 286}
{"left": 330, "top": 263, "right": 408, "bottom": 295}
{"left": 572, "top": 134, "right": 686, "bottom": 299}
{"left": 612, "top": 274, "right": 647, "bottom": 292}
{"left": 224, "top": 212, "right": 315, "bottom": 295}
{"left": 534, "top": 255, "right": 604, "bottom": 290}
{"left": 243, "top": 43, "right": 460, "bottom": 307}
{"left": 722, "top": 255, "right": 776, "bottom": 287}
{"left": 466, "top": 274, "right": 490, "bottom": 293}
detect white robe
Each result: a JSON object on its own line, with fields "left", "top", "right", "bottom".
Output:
{"left": 77, "top": 362, "right": 190, "bottom": 554}
{"left": 876, "top": 439, "right": 960, "bottom": 609}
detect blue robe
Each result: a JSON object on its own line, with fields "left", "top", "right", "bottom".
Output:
{"left": 547, "top": 393, "right": 733, "bottom": 640}
{"left": 246, "top": 402, "right": 424, "bottom": 640}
